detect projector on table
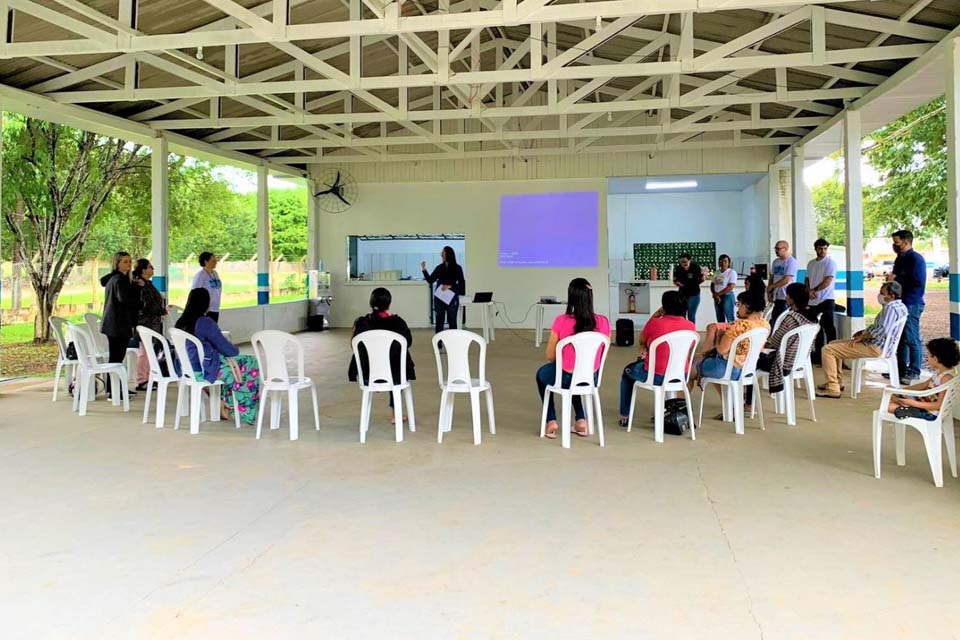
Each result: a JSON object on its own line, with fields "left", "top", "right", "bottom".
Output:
{"left": 539, "top": 296, "right": 559, "bottom": 304}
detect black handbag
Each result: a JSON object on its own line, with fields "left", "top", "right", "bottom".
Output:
{"left": 663, "top": 398, "right": 690, "bottom": 435}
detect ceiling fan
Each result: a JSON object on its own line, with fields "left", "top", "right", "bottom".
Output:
{"left": 314, "top": 169, "right": 358, "bottom": 213}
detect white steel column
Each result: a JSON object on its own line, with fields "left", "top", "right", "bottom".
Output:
{"left": 257, "top": 164, "right": 271, "bottom": 305}
{"left": 767, "top": 162, "right": 782, "bottom": 266}
{"left": 306, "top": 177, "right": 319, "bottom": 270}
{"left": 150, "top": 136, "right": 169, "bottom": 299}
{"left": 947, "top": 38, "right": 960, "bottom": 340}
{"left": 791, "top": 144, "right": 812, "bottom": 283}
{"left": 843, "top": 108, "right": 865, "bottom": 332}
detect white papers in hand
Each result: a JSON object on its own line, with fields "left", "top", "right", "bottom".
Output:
{"left": 434, "top": 287, "right": 456, "bottom": 305}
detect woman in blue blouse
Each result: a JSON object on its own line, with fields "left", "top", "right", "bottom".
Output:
{"left": 175, "top": 288, "right": 261, "bottom": 423}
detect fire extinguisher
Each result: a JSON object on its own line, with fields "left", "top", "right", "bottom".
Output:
{"left": 627, "top": 289, "right": 636, "bottom": 313}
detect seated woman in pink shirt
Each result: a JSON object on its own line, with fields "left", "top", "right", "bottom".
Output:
{"left": 536, "top": 278, "right": 611, "bottom": 439}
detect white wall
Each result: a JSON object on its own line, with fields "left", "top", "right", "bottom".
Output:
{"left": 219, "top": 300, "right": 307, "bottom": 343}
{"left": 608, "top": 188, "right": 769, "bottom": 275}
{"left": 319, "top": 179, "right": 607, "bottom": 328}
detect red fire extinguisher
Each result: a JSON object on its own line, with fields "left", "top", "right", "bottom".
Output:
{"left": 628, "top": 290, "right": 636, "bottom": 313}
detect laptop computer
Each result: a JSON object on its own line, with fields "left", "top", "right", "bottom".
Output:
{"left": 472, "top": 291, "right": 493, "bottom": 303}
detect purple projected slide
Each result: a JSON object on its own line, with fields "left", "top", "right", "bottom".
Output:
{"left": 498, "top": 191, "right": 599, "bottom": 267}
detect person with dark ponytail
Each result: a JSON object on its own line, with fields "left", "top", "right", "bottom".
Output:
{"left": 536, "top": 278, "right": 611, "bottom": 439}
{"left": 421, "top": 245, "right": 466, "bottom": 333}
{"left": 348, "top": 287, "right": 416, "bottom": 420}
{"left": 132, "top": 258, "right": 167, "bottom": 390}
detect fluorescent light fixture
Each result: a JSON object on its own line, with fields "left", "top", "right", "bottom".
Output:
{"left": 645, "top": 180, "right": 698, "bottom": 190}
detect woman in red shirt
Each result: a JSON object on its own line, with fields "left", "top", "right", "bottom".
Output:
{"left": 536, "top": 278, "right": 611, "bottom": 439}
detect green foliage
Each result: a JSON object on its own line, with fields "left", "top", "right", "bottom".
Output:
{"left": 237, "top": 188, "right": 308, "bottom": 260}
{"left": 813, "top": 166, "right": 881, "bottom": 248}
{"left": 866, "top": 96, "right": 946, "bottom": 237}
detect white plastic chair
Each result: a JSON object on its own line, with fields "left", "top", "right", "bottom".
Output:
{"left": 850, "top": 313, "right": 908, "bottom": 398}
{"left": 49, "top": 316, "right": 79, "bottom": 402}
{"left": 251, "top": 330, "right": 320, "bottom": 441}
{"left": 625, "top": 330, "right": 699, "bottom": 443}
{"left": 168, "top": 327, "right": 240, "bottom": 435}
{"left": 756, "top": 323, "right": 819, "bottom": 426}
{"left": 539, "top": 331, "right": 610, "bottom": 449}
{"left": 85, "top": 311, "right": 138, "bottom": 383}
{"left": 432, "top": 330, "right": 495, "bottom": 445}
{"left": 67, "top": 323, "right": 129, "bottom": 416}
{"left": 351, "top": 330, "right": 416, "bottom": 443}
{"left": 698, "top": 326, "right": 770, "bottom": 435}
{"left": 165, "top": 305, "right": 182, "bottom": 339}
{"left": 136, "top": 326, "right": 180, "bottom": 429}
{"left": 873, "top": 378, "right": 959, "bottom": 487}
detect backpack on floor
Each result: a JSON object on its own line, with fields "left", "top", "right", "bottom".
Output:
{"left": 663, "top": 398, "right": 690, "bottom": 436}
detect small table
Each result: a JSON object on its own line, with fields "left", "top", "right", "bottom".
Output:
{"left": 460, "top": 298, "right": 496, "bottom": 343}
{"left": 534, "top": 301, "right": 566, "bottom": 348}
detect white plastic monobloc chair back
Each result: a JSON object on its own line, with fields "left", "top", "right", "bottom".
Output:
{"left": 880, "top": 313, "right": 909, "bottom": 359}
{"left": 644, "top": 330, "right": 699, "bottom": 389}
{"left": 252, "top": 330, "right": 305, "bottom": 385}
{"left": 779, "top": 324, "right": 819, "bottom": 377}
{"left": 720, "top": 326, "right": 770, "bottom": 382}
{"left": 68, "top": 323, "right": 100, "bottom": 369}
{"left": 137, "top": 326, "right": 175, "bottom": 379}
{"left": 936, "top": 377, "right": 960, "bottom": 418}
{"left": 84, "top": 312, "right": 109, "bottom": 352}
{"left": 433, "top": 330, "right": 486, "bottom": 389}
{"left": 49, "top": 316, "right": 73, "bottom": 361}
{"left": 771, "top": 310, "right": 787, "bottom": 335}
{"left": 552, "top": 332, "right": 610, "bottom": 391}
{"left": 169, "top": 327, "right": 206, "bottom": 381}
{"left": 166, "top": 305, "right": 182, "bottom": 338}
{"left": 352, "top": 330, "right": 408, "bottom": 388}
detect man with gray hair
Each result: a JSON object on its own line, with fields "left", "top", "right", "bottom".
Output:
{"left": 817, "top": 281, "right": 907, "bottom": 398}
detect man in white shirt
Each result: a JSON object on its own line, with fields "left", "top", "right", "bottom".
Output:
{"left": 766, "top": 240, "right": 798, "bottom": 325}
{"left": 806, "top": 238, "right": 838, "bottom": 363}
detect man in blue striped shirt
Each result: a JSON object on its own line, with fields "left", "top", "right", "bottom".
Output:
{"left": 817, "top": 281, "right": 908, "bottom": 398}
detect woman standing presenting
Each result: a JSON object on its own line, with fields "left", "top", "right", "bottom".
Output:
{"left": 711, "top": 254, "right": 737, "bottom": 323}
{"left": 421, "top": 246, "right": 466, "bottom": 333}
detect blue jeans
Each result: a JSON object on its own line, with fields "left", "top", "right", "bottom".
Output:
{"left": 697, "top": 355, "right": 741, "bottom": 381}
{"left": 536, "top": 363, "right": 593, "bottom": 422}
{"left": 686, "top": 293, "right": 700, "bottom": 324}
{"left": 897, "top": 302, "right": 924, "bottom": 379}
{"left": 619, "top": 360, "right": 664, "bottom": 417}
{"left": 714, "top": 292, "right": 735, "bottom": 323}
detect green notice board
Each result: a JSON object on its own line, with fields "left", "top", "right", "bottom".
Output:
{"left": 634, "top": 242, "right": 716, "bottom": 280}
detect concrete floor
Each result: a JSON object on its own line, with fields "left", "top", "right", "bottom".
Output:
{"left": 2, "top": 328, "right": 959, "bottom": 640}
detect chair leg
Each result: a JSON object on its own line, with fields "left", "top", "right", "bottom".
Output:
{"left": 755, "top": 384, "right": 765, "bottom": 431}
{"left": 697, "top": 384, "right": 707, "bottom": 431}
{"left": 78, "top": 372, "right": 91, "bottom": 416}
{"left": 392, "top": 389, "right": 403, "bottom": 442}
{"left": 405, "top": 387, "right": 416, "bottom": 433}
{"left": 310, "top": 385, "right": 320, "bottom": 431}
{"left": 539, "top": 391, "right": 550, "bottom": 438}
{"left": 190, "top": 387, "right": 202, "bottom": 435}
{"left": 174, "top": 383, "right": 185, "bottom": 430}
{"left": 119, "top": 372, "right": 129, "bottom": 412}
{"left": 485, "top": 388, "right": 496, "bottom": 435}
{"left": 142, "top": 376, "right": 153, "bottom": 424}
{"left": 443, "top": 392, "right": 455, "bottom": 434}
{"left": 684, "top": 387, "right": 696, "bottom": 441}
{"left": 470, "top": 388, "right": 482, "bottom": 445}
{"left": 653, "top": 387, "right": 664, "bottom": 444}
{"left": 851, "top": 361, "right": 861, "bottom": 399}
{"left": 895, "top": 423, "right": 906, "bottom": 466}
{"left": 942, "top": 418, "right": 958, "bottom": 478}
{"left": 584, "top": 394, "right": 594, "bottom": 436}
{"left": 53, "top": 362, "right": 63, "bottom": 402}
{"left": 209, "top": 385, "right": 221, "bottom": 423}
{"left": 805, "top": 370, "right": 817, "bottom": 422}
{"left": 288, "top": 389, "right": 300, "bottom": 441}
{"left": 560, "top": 393, "right": 572, "bottom": 449}
{"left": 270, "top": 396, "right": 282, "bottom": 430}
{"left": 437, "top": 389, "right": 448, "bottom": 443}
{"left": 922, "top": 427, "right": 944, "bottom": 487}
{"left": 872, "top": 411, "right": 883, "bottom": 479}
{"left": 785, "top": 380, "right": 796, "bottom": 427}
{"left": 730, "top": 384, "right": 744, "bottom": 436}
{"left": 889, "top": 358, "right": 901, "bottom": 388}
{"left": 359, "top": 390, "right": 371, "bottom": 444}
{"left": 256, "top": 388, "right": 268, "bottom": 439}
{"left": 155, "top": 381, "right": 168, "bottom": 429}
{"left": 594, "top": 392, "right": 605, "bottom": 448}
{"left": 626, "top": 386, "right": 638, "bottom": 433}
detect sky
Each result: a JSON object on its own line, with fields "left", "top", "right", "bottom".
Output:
{"left": 213, "top": 165, "right": 304, "bottom": 194}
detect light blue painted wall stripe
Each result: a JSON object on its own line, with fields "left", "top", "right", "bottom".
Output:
{"left": 154, "top": 275, "right": 167, "bottom": 293}
{"left": 257, "top": 272, "right": 270, "bottom": 287}
{"left": 847, "top": 270, "right": 864, "bottom": 290}
{"left": 950, "top": 274, "right": 960, "bottom": 303}
{"left": 797, "top": 268, "right": 806, "bottom": 283}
